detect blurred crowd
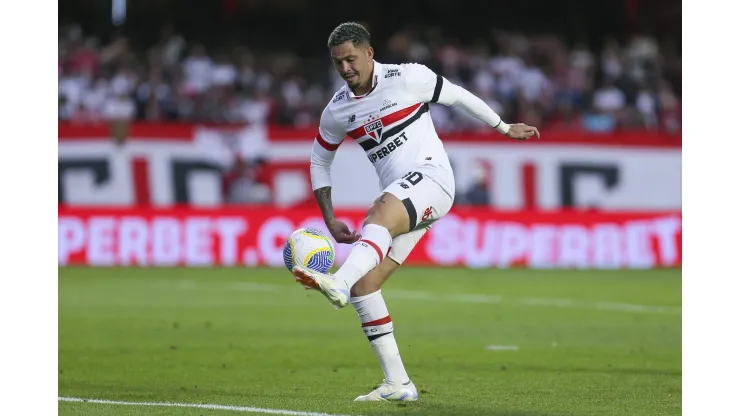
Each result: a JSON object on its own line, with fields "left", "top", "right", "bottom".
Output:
{"left": 59, "top": 22, "right": 681, "bottom": 134}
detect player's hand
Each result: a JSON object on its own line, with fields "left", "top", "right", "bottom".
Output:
{"left": 505, "top": 123, "right": 540, "bottom": 140}
{"left": 327, "top": 219, "right": 361, "bottom": 244}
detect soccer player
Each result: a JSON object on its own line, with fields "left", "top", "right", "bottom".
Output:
{"left": 293, "top": 22, "right": 540, "bottom": 402}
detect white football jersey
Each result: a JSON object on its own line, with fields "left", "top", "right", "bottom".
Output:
{"left": 314, "top": 61, "right": 454, "bottom": 196}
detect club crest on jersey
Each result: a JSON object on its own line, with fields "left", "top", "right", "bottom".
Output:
{"left": 363, "top": 116, "right": 383, "bottom": 141}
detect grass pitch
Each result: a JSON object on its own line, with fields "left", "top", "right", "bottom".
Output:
{"left": 59, "top": 267, "right": 681, "bottom": 416}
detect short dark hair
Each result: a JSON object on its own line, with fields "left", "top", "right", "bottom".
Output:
{"left": 327, "top": 22, "right": 371, "bottom": 48}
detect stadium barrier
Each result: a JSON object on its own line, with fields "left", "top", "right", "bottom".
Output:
{"left": 58, "top": 124, "right": 682, "bottom": 211}
{"left": 58, "top": 206, "right": 681, "bottom": 269}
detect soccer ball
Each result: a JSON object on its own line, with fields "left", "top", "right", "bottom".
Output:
{"left": 282, "top": 228, "right": 335, "bottom": 274}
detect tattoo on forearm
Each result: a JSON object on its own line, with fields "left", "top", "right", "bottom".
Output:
{"left": 314, "top": 187, "right": 334, "bottom": 222}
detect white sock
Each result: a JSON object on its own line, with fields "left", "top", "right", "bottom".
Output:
{"left": 334, "top": 224, "right": 392, "bottom": 290}
{"left": 352, "top": 290, "right": 410, "bottom": 385}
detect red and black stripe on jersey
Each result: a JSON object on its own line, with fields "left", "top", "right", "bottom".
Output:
{"left": 315, "top": 132, "right": 341, "bottom": 151}
{"left": 347, "top": 102, "right": 430, "bottom": 152}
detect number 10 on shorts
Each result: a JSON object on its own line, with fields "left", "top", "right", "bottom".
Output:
{"left": 402, "top": 171, "right": 423, "bottom": 186}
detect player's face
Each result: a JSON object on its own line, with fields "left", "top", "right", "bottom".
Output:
{"left": 330, "top": 41, "right": 374, "bottom": 89}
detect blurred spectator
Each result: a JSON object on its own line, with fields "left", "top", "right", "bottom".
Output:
{"left": 461, "top": 162, "right": 491, "bottom": 206}
{"left": 104, "top": 90, "right": 136, "bottom": 145}
{"left": 658, "top": 80, "right": 682, "bottom": 133}
{"left": 69, "top": 37, "right": 99, "bottom": 76}
{"left": 182, "top": 44, "right": 213, "bottom": 95}
{"left": 221, "top": 157, "right": 271, "bottom": 204}
{"left": 635, "top": 84, "right": 658, "bottom": 128}
{"left": 158, "top": 24, "right": 186, "bottom": 70}
{"left": 592, "top": 79, "right": 626, "bottom": 115}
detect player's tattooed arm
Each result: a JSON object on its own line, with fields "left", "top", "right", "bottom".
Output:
{"left": 315, "top": 186, "right": 360, "bottom": 244}
{"left": 314, "top": 186, "right": 335, "bottom": 223}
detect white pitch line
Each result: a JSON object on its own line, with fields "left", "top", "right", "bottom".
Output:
{"left": 485, "top": 345, "right": 520, "bottom": 351}
{"left": 58, "top": 397, "right": 353, "bottom": 416}
{"left": 590, "top": 301, "right": 680, "bottom": 314}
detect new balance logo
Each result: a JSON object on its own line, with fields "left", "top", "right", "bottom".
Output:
{"left": 348, "top": 114, "right": 356, "bottom": 124}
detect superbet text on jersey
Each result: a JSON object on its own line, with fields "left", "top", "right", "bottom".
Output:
{"left": 314, "top": 61, "right": 455, "bottom": 196}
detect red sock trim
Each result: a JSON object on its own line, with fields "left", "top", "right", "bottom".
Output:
{"left": 362, "top": 315, "right": 392, "bottom": 327}
{"left": 359, "top": 239, "right": 383, "bottom": 262}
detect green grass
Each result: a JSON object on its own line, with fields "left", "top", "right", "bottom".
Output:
{"left": 59, "top": 267, "right": 681, "bottom": 416}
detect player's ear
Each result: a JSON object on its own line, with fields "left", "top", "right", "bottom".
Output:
{"left": 366, "top": 46, "right": 374, "bottom": 61}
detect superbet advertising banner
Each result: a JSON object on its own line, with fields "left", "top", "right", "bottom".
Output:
{"left": 58, "top": 124, "right": 682, "bottom": 211}
{"left": 58, "top": 207, "right": 681, "bottom": 269}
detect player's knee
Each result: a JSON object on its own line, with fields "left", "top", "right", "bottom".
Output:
{"left": 351, "top": 276, "right": 382, "bottom": 297}
{"left": 365, "top": 203, "right": 382, "bottom": 224}
{"left": 364, "top": 194, "right": 408, "bottom": 237}
{"left": 351, "top": 263, "right": 391, "bottom": 297}
{"left": 363, "top": 211, "right": 390, "bottom": 231}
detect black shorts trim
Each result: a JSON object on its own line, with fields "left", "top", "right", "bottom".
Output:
{"left": 402, "top": 197, "right": 417, "bottom": 233}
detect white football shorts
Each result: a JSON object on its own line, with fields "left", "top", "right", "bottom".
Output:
{"left": 381, "top": 164, "right": 455, "bottom": 264}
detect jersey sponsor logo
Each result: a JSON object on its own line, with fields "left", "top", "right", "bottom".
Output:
{"left": 333, "top": 91, "right": 347, "bottom": 103}
{"left": 380, "top": 99, "right": 397, "bottom": 111}
{"left": 385, "top": 69, "right": 401, "bottom": 78}
{"left": 367, "top": 132, "right": 409, "bottom": 163}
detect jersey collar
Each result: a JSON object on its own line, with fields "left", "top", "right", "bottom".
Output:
{"left": 346, "top": 60, "right": 382, "bottom": 99}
